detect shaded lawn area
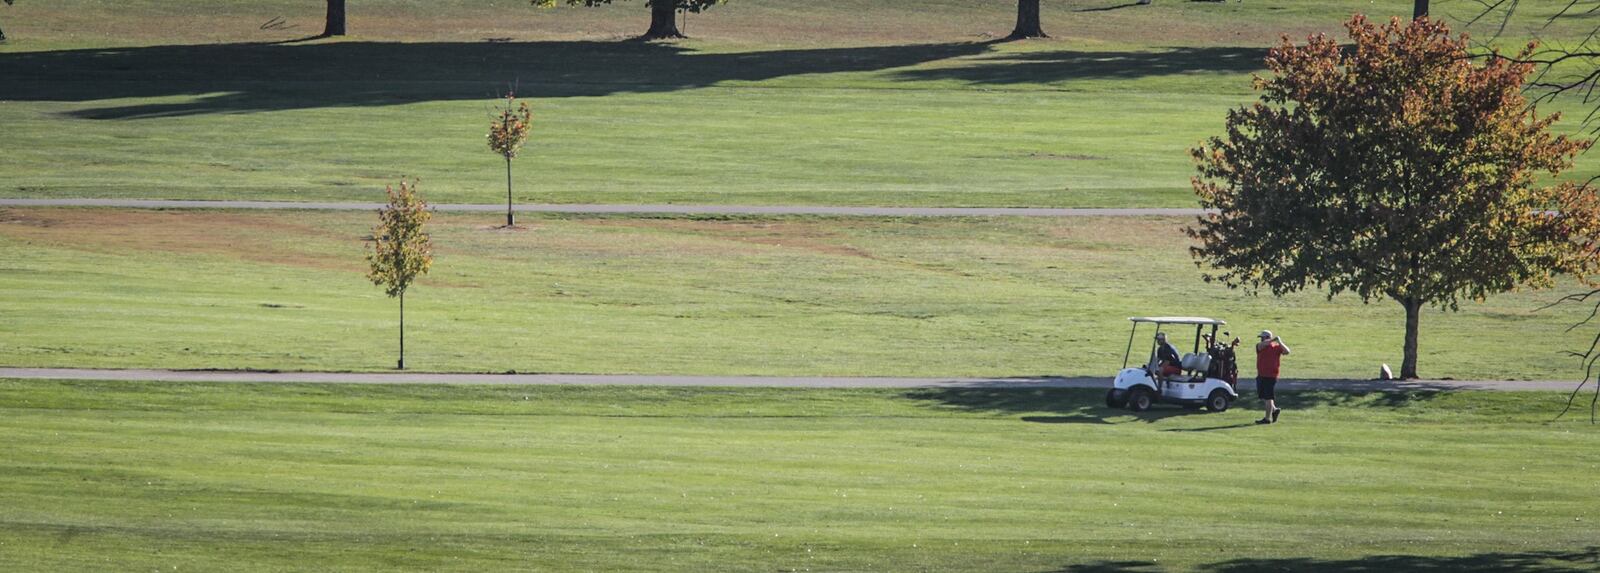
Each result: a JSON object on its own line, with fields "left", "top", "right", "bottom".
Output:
{"left": 0, "top": 380, "right": 1595, "bottom": 571}
{"left": 0, "top": 208, "right": 1594, "bottom": 380}
{"left": 0, "top": 39, "right": 1251, "bottom": 208}
{"left": 4, "top": 1, "right": 1596, "bottom": 207}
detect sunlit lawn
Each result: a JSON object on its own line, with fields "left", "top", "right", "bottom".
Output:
{"left": 1, "top": 380, "right": 1595, "bottom": 571}
{"left": 1, "top": 208, "right": 1593, "bottom": 380}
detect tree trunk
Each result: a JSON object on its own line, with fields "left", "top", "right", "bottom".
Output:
{"left": 642, "top": 1, "right": 684, "bottom": 39}
{"left": 505, "top": 157, "right": 515, "bottom": 227}
{"left": 1413, "top": 0, "right": 1428, "bottom": 20}
{"left": 397, "top": 291, "right": 405, "bottom": 370}
{"left": 1008, "top": 0, "right": 1047, "bottom": 40}
{"left": 324, "top": 0, "right": 347, "bottom": 37}
{"left": 1401, "top": 297, "right": 1422, "bottom": 379}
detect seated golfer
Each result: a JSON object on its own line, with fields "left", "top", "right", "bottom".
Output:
{"left": 1155, "top": 332, "right": 1182, "bottom": 378}
{"left": 1255, "top": 330, "right": 1292, "bottom": 424}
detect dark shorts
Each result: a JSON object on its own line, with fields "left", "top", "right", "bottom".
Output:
{"left": 1256, "top": 376, "right": 1278, "bottom": 400}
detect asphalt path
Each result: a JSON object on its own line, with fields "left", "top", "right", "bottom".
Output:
{"left": 0, "top": 367, "right": 1580, "bottom": 391}
{"left": 0, "top": 198, "right": 1208, "bottom": 217}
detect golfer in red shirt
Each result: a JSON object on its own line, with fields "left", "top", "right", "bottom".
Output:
{"left": 1255, "top": 330, "right": 1291, "bottom": 424}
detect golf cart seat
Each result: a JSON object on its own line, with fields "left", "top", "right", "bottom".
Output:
{"left": 1181, "top": 353, "right": 1211, "bottom": 374}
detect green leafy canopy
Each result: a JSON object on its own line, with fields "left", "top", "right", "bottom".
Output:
{"left": 366, "top": 179, "right": 434, "bottom": 298}
{"left": 1189, "top": 15, "right": 1600, "bottom": 312}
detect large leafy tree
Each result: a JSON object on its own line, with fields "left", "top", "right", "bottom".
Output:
{"left": 367, "top": 179, "right": 434, "bottom": 370}
{"left": 1479, "top": 0, "right": 1600, "bottom": 422}
{"left": 535, "top": 0, "right": 726, "bottom": 40}
{"left": 1189, "top": 15, "right": 1600, "bottom": 379}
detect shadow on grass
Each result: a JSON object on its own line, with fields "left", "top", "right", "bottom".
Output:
{"left": 902, "top": 386, "right": 1457, "bottom": 424}
{"left": 1, "top": 40, "right": 1266, "bottom": 118}
{"left": 1075, "top": 2, "right": 1148, "bottom": 13}
{"left": 892, "top": 46, "right": 1267, "bottom": 85}
{"left": 0, "top": 40, "right": 999, "bottom": 118}
{"left": 1050, "top": 546, "right": 1600, "bottom": 572}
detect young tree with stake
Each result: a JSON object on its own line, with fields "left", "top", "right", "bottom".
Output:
{"left": 1189, "top": 15, "right": 1600, "bottom": 380}
{"left": 488, "top": 95, "right": 532, "bottom": 228}
{"left": 367, "top": 179, "right": 433, "bottom": 370}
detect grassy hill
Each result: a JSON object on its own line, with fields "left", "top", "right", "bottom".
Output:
{"left": 2, "top": 208, "right": 1593, "bottom": 380}
{"left": 3, "top": 0, "right": 1595, "bottom": 206}
{"left": 1, "top": 380, "right": 1595, "bottom": 571}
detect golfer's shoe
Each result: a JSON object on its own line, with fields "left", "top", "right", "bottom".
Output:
{"left": 1271, "top": 408, "right": 1281, "bottom": 423}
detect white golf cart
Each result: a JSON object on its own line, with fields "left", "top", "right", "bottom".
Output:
{"left": 1105, "top": 316, "right": 1238, "bottom": 413}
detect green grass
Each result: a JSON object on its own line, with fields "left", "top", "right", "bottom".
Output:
{"left": 2, "top": 208, "right": 1594, "bottom": 380}
{"left": 4, "top": 0, "right": 1598, "bottom": 207}
{"left": 1, "top": 379, "right": 1595, "bottom": 571}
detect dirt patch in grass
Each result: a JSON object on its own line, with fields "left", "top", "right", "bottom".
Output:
{"left": 578, "top": 218, "right": 875, "bottom": 259}
{"left": 0, "top": 208, "right": 360, "bottom": 272}
{"left": 1042, "top": 217, "right": 1186, "bottom": 249}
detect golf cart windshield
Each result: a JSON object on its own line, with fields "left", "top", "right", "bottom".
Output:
{"left": 1123, "top": 316, "right": 1227, "bottom": 368}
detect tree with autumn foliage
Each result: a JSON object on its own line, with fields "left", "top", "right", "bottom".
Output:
{"left": 367, "top": 179, "right": 434, "bottom": 370}
{"left": 488, "top": 95, "right": 533, "bottom": 228}
{"left": 533, "top": 0, "right": 726, "bottom": 40}
{"left": 1189, "top": 15, "right": 1600, "bottom": 380}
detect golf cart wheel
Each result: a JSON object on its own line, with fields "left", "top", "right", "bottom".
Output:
{"left": 1105, "top": 389, "right": 1127, "bottom": 409}
{"left": 1126, "top": 387, "right": 1153, "bottom": 412}
{"left": 1204, "top": 389, "right": 1231, "bottom": 413}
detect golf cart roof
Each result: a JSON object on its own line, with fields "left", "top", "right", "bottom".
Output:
{"left": 1129, "top": 316, "right": 1226, "bottom": 326}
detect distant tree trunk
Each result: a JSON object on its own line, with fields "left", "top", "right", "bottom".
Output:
{"left": 643, "top": 1, "right": 684, "bottom": 39}
{"left": 1008, "top": 0, "right": 1047, "bottom": 39}
{"left": 1414, "top": 0, "right": 1428, "bottom": 20}
{"left": 0, "top": 23, "right": 7, "bottom": 43}
{"left": 1400, "top": 297, "right": 1422, "bottom": 379}
{"left": 324, "top": 0, "right": 347, "bottom": 37}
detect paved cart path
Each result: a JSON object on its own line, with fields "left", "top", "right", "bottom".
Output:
{"left": 0, "top": 199, "right": 1208, "bottom": 217}
{"left": 0, "top": 367, "right": 1580, "bottom": 391}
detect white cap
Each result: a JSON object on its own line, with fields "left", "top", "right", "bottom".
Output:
{"left": 1258, "top": 330, "right": 1274, "bottom": 339}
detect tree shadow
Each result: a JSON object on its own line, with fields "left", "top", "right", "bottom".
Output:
{"left": 902, "top": 387, "right": 1207, "bottom": 424}
{"left": 0, "top": 42, "right": 1278, "bottom": 119}
{"left": 1050, "top": 561, "right": 1161, "bottom": 573}
{"left": 1075, "top": 3, "right": 1146, "bottom": 13}
{"left": 0, "top": 39, "right": 1000, "bottom": 119}
{"left": 1049, "top": 547, "right": 1600, "bottom": 572}
{"left": 892, "top": 46, "right": 1267, "bottom": 85}
{"left": 901, "top": 386, "right": 1457, "bottom": 424}
{"left": 1159, "top": 421, "right": 1257, "bottom": 432}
